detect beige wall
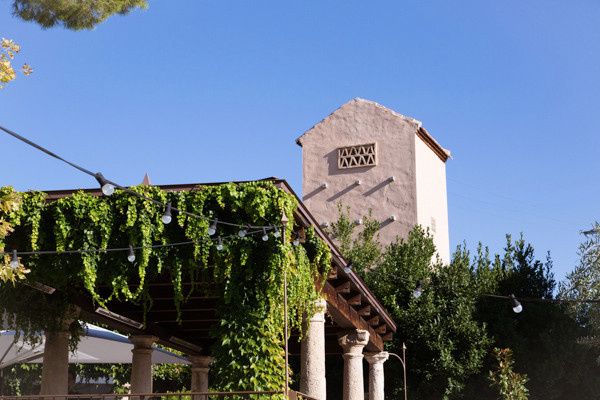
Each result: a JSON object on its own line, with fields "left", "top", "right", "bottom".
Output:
{"left": 415, "top": 135, "right": 450, "bottom": 263}
{"left": 299, "top": 98, "right": 420, "bottom": 247}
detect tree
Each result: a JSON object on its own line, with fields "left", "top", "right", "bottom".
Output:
{"left": 488, "top": 348, "right": 529, "bottom": 400}
{"left": 326, "top": 204, "right": 382, "bottom": 276}
{"left": 366, "top": 227, "right": 491, "bottom": 399}
{"left": 559, "top": 223, "right": 600, "bottom": 337}
{"left": 1, "top": 38, "right": 32, "bottom": 89}
{"left": 465, "top": 234, "right": 600, "bottom": 400}
{"left": 11, "top": 0, "right": 147, "bottom": 30}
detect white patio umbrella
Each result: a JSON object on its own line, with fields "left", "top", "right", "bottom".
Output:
{"left": 0, "top": 324, "right": 189, "bottom": 368}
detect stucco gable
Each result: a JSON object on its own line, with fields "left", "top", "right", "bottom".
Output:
{"left": 296, "top": 98, "right": 451, "bottom": 162}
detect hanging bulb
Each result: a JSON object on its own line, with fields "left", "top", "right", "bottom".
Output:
{"left": 95, "top": 173, "right": 115, "bottom": 196}
{"left": 509, "top": 294, "right": 523, "bottom": 313}
{"left": 127, "top": 245, "right": 136, "bottom": 263}
{"left": 273, "top": 226, "right": 281, "bottom": 238}
{"left": 262, "top": 228, "right": 269, "bottom": 241}
{"left": 10, "top": 250, "right": 19, "bottom": 269}
{"left": 238, "top": 226, "right": 248, "bottom": 238}
{"left": 412, "top": 281, "right": 423, "bottom": 299}
{"left": 216, "top": 237, "right": 224, "bottom": 251}
{"left": 292, "top": 232, "right": 300, "bottom": 246}
{"left": 208, "top": 219, "right": 218, "bottom": 236}
{"left": 161, "top": 203, "right": 172, "bottom": 224}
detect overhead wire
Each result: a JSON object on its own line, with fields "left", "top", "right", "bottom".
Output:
{"left": 0, "top": 124, "right": 280, "bottom": 230}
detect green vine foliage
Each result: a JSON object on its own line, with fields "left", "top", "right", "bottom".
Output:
{"left": 0, "top": 182, "right": 331, "bottom": 391}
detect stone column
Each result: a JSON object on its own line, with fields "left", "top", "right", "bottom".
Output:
{"left": 130, "top": 335, "right": 158, "bottom": 394}
{"left": 365, "top": 352, "right": 389, "bottom": 400}
{"left": 338, "top": 330, "right": 369, "bottom": 400}
{"left": 39, "top": 307, "right": 78, "bottom": 396}
{"left": 300, "top": 299, "right": 327, "bottom": 400}
{"left": 190, "top": 355, "right": 213, "bottom": 400}
{"left": 39, "top": 329, "right": 70, "bottom": 395}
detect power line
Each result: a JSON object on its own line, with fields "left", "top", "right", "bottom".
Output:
{"left": 0, "top": 124, "right": 280, "bottom": 231}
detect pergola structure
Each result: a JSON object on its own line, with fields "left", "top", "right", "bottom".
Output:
{"left": 27, "top": 179, "right": 397, "bottom": 400}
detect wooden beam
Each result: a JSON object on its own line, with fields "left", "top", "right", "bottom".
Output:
{"left": 335, "top": 281, "right": 351, "bottom": 294}
{"left": 382, "top": 332, "right": 393, "bottom": 341}
{"left": 321, "top": 282, "right": 384, "bottom": 352}
{"left": 347, "top": 294, "right": 362, "bottom": 306}
{"left": 367, "top": 316, "right": 379, "bottom": 326}
{"left": 375, "top": 325, "right": 387, "bottom": 334}
{"left": 358, "top": 305, "right": 371, "bottom": 316}
{"left": 328, "top": 265, "right": 338, "bottom": 280}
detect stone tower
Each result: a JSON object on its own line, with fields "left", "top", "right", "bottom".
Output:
{"left": 297, "top": 98, "right": 451, "bottom": 263}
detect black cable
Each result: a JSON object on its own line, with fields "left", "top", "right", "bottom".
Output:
{"left": 0, "top": 229, "right": 272, "bottom": 257}
{"left": 483, "top": 294, "right": 600, "bottom": 304}
{"left": 0, "top": 124, "right": 280, "bottom": 230}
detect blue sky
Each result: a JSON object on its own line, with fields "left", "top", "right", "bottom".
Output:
{"left": 1, "top": 0, "right": 599, "bottom": 282}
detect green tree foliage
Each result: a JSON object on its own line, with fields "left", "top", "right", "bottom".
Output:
{"left": 330, "top": 205, "right": 600, "bottom": 399}
{"left": 488, "top": 348, "right": 529, "bottom": 400}
{"left": 366, "top": 227, "right": 491, "bottom": 399}
{"left": 326, "top": 204, "right": 382, "bottom": 276}
{"left": 465, "top": 235, "right": 600, "bottom": 400}
{"left": 560, "top": 223, "right": 600, "bottom": 338}
{"left": 12, "top": 0, "right": 147, "bottom": 30}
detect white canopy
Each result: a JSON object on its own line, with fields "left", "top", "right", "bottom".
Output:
{"left": 0, "top": 324, "right": 189, "bottom": 368}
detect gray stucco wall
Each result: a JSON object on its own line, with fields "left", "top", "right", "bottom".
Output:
{"left": 298, "top": 98, "right": 420, "bottom": 247}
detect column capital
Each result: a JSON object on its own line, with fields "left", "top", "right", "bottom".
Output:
{"left": 309, "top": 298, "right": 327, "bottom": 323}
{"left": 189, "top": 355, "right": 214, "bottom": 369}
{"left": 130, "top": 335, "right": 158, "bottom": 349}
{"left": 338, "top": 329, "right": 370, "bottom": 354}
{"left": 365, "top": 352, "right": 389, "bottom": 365}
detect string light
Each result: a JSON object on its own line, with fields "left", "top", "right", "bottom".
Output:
{"left": 509, "top": 294, "right": 523, "bottom": 313}
{"left": 94, "top": 173, "right": 115, "bottom": 196}
{"left": 216, "top": 237, "right": 224, "bottom": 251}
{"left": 292, "top": 232, "right": 300, "bottom": 246}
{"left": 0, "top": 228, "right": 281, "bottom": 260}
{"left": 0, "top": 124, "right": 282, "bottom": 234}
{"left": 127, "top": 245, "right": 136, "bottom": 263}
{"left": 208, "top": 219, "right": 218, "bottom": 236}
{"left": 273, "top": 226, "right": 281, "bottom": 238}
{"left": 10, "top": 250, "right": 19, "bottom": 269}
{"left": 412, "top": 281, "right": 423, "bottom": 299}
{"left": 161, "top": 203, "right": 172, "bottom": 225}
{"left": 262, "top": 228, "right": 269, "bottom": 241}
{"left": 238, "top": 226, "right": 248, "bottom": 238}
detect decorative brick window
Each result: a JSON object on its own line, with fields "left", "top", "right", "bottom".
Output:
{"left": 337, "top": 143, "right": 377, "bottom": 169}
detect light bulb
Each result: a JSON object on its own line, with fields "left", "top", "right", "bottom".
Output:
{"left": 292, "top": 233, "right": 300, "bottom": 246}
{"left": 216, "top": 237, "right": 224, "bottom": 251}
{"left": 238, "top": 227, "right": 247, "bottom": 238}
{"left": 10, "top": 250, "right": 19, "bottom": 269}
{"left": 161, "top": 203, "right": 172, "bottom": 224}
{"left": 412, "top": 281, "right": 423, "bottom": 299}
{"left": 102, "top": 183, "right": 115, "bottom": 196}
{"left": 509, "top": 294, "right": 523, "bottom": 314}
{"left": 513, "top": 304, "right": 523, "bottom": 313}
{"left": 95, "top": 173, "right": 115, "bottom": 196}
{"left": 262, "top": 228, "right": 269, "bottom": 241}
{"left": 273, "top": 226, "right": 281, "bottom": 238}
{"left": 127, "top": 245, "right": 136, "bottom": 263}
{"left": 208, "top": 219, "right": 218, "bottom": 236}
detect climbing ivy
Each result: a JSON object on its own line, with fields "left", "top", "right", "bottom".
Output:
{"left": 0, "top": 182, "right": 331, "bottom": 392}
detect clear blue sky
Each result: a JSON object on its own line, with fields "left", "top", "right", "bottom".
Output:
{"left": 2, "top": 1, "right": 599, "bottom": 282}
